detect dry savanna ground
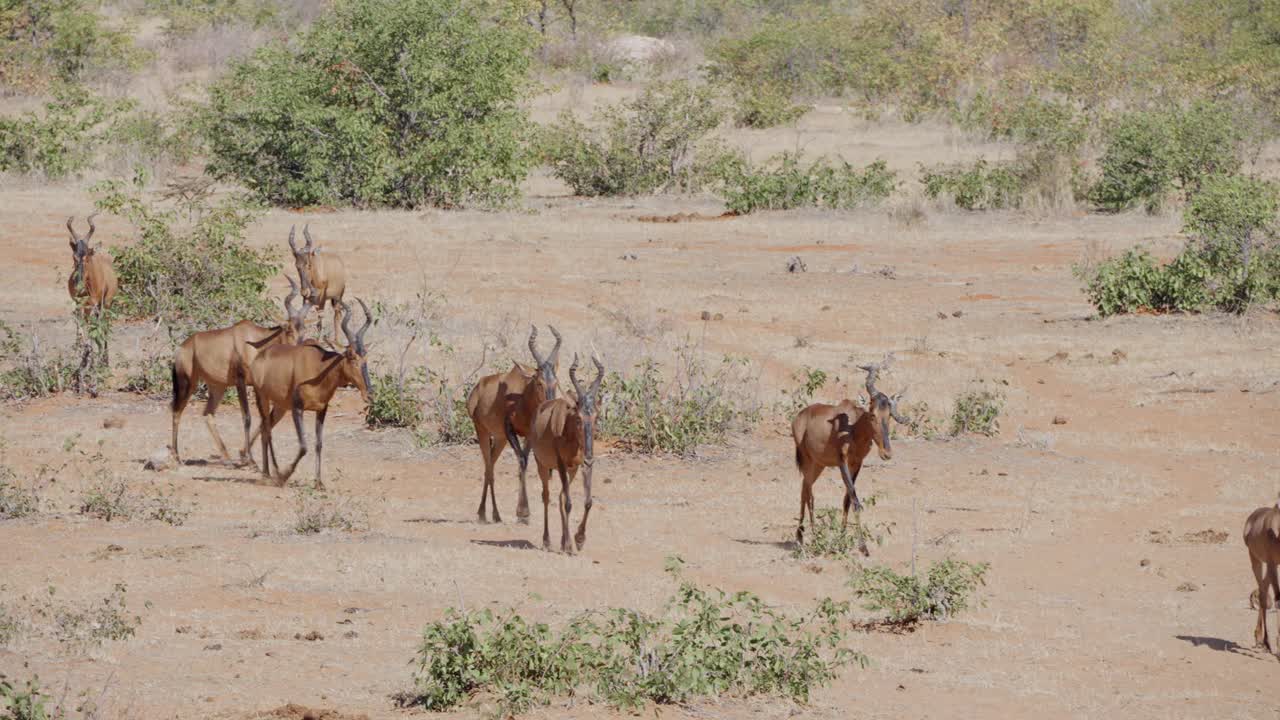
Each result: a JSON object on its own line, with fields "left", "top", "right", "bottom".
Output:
{"left": 2, "top": 92, "right": 1280, "bottom": 719}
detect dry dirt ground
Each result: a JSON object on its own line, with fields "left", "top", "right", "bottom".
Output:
{"left": 3, "top": 100, "right": 1280, "bottom": 719}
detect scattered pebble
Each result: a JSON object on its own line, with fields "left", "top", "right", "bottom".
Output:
{"left": 102, "top": 416, "right": 125, "bottom": 429}
{"left": 1176, "top": 581, "right": 1199, "bottom": 592}
{"left": 785, "top": 256, "right": 807, "bottom": 273}
{"left": 143, "top": 448, "right": 173, "bottom": 472}
{"left": 1052, "top": 415, "right": 1068, "bottom": 425}
{"left": 1139, "top": 558, "right": 1150, "bottom": 567}
{"left": 203, "top": 643, "right": 222, "bottom": 651}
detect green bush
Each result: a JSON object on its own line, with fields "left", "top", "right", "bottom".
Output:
{"left": 729, "top": 84, "right": 810, "bottom": 128}
{"left": 850, "top": 558, "right": 989, "bottom": 625}
{"left": 1076, "top": 247, "right": 1210, "bottom": 316}
{"left": 542, "top": 80, "right": 729, "bottom": 197}
{"left": 366, "top": 369, "right": 425, "bottom": 429}
{"left": 200, "top": 0, "right": 536, "bottom": 208}
{"left": 950, "top": 388, "right": 1003, "bottom": 436}
{"left": 0, "top": 0, "right": 144, "bottom": 87}
{"left": 922, "top": 158, "right": 1023, "bottom": 210}
{"left": 793, "top": 505, "right": 891, "bottom": 560}
{"left": 782, "top": 366, "right": 827, "bottom": 417}
{"left": 401, "top": 560, "right": 861, "bottom": 715}
{"left": 720, "top": 154, "right": 896, "bottom": 214}
{"left": 0, "top": 85, "right": 132, "bottom": 179}
{"left": 599, "top": 348, "right": 760, "bottom": 455}
{"left": 0, "top": 675, "right": 57, "bottom": 720}
{"left": 93, "top": 178, "right": 278, "bottom": 339}
{"left": 143, "top": 0, "right": 280, "bottom": 37}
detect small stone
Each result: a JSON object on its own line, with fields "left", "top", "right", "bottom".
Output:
{"left": 102, "top": 416, "right": 125, "bottom": 429}
{"left": 176, "top": 625, "right": 193, "bottom": 634}
{"left": 1139, "top": 558, "right": 1150, "bottom": 567}
{"left": 713, "top": 313, "right": 724, "bottom": 321}
{"left": 144, "top": 448, "right": 174, "bottom": 472}
{"left": 951, "top": 310, "right": 963, "bottom": 317}
{"left": 343, "top": 630, "right": 359, "bottom": 639}
{"left": 1176, "top": 581, "right": 1199, "bottom": 592}
{"left": 203, "top": 643, "right": 222, "bottom": 651}
{"left": 937, "top": 311, "right": 948, "bottom": 320}
{"left": 785, "top": 256, "right": 807, "bottom": 273}
{"left": 700, "top": 310, "right": 712, "bottom": 321}
{"left": 1052, "top": 416, "right": 1068, "bottom": 425}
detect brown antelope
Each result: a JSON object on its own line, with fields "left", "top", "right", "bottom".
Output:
{"left": 791, "top": 358, "right": 908, "bottom": 546}
{"left": 250, "top": 298, "right": 372, "bottom": 487}
{"left": 65, "top": 213, "right": 118, "bottom": 317}
{"left": 529, "top": 353, "right": 603, "bottom": 553}
{"left": 171, "top": 276, "right": 310, "bottom": 466}
{"left": 288, "top": 224, "right": 347, "bottom": 346}
{"left": 1244, "top": 499, "right": 1280, "bottom": 653}
{"left": 465, "top": 325, "right": 562, "bottom": 523}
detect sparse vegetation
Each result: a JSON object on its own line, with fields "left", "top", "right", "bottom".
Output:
{"left": 922, "top": 158, "right": 1023, "bottom": 211}
{"left": 200, "top": 0, "right": 537, "bottom": 208}
{"left": 720, "top": 154, "right": 896, "bottom": 214}
{"left": 2, "top": 583, "right": 143, "bottom": 650}
{"left": 0, "top": 326, "right": 77, "bottom": 401}
{"left": 850, "top": 558, "right": 989, "bottom": 625}
{"left": 366, "top": 369, "right": 425, "bottom": 430}
{"left": 78, "top": 472, "right": 193, "bottom": 526}
{"left": 0, "top": 85, "right": 132, "bottom": 179}
{"left": 0, "top": 465, "right": 41, "bottom": 520}
{"left": 293, "top": 486, "right": 369, "bottom": 534}
{"left": 782, "top": 366, "right": 828, "bottom": 417}
{"left": 950, "top": 388, "right": 1003, "bottom": 436}
{"left": 401, "top": 559, "right": 861, "bottom": 716}
{"left": 542, "top": 80, "right": 730, "bottom": 197}
{"left": 793, "top": 505, "right": 891, "bottom": 560}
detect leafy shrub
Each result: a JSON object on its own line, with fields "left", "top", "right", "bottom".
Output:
{"left": 850, "top": 558, "right": 989, "bottom": 625}
{"left": 201, "top": 0, "right": 536, "bottom": 208}
{"left": 1076, "top": 247, "right": 1210, "bottom": 316}
{"left": 143, "top": 0, "right": 280, "bottom": 37}
{"left": 93, "top": 178, "right": 278, "bottom": 339}
{"left": 0, "top": 0, "right": 144, "bottom": 87}
{"left": 950, "top": 388, "right": 1003, "bottom": 436}
{"left": 793, "top": 505, "right": 891, "bottom": 560}
{"left": 0, "top": 675, "right": 57, "bottom": 720}
{"left": 599, "top": 347, "right": 760, "bottom": 455}
{"left": 401, "top": 560, "right": 861, "bottom": 715}
{"left": 782, "top": 366, "right": 827, "bottom": 417}
{"left": 366, "top": 369, "right": 424, "bottom": 429}
{"left": 542, "top": 80, "right": 729, "bottom": 197}
{"left": 0, "top": 331, "right": 77, "bottom": 401}
{"left": 36, "top": 583, "right": 141, "bottom": 648}
{"left": 922, "top": 158, "right": 1023, "bottom": 210}
{"left": 720, "top": 154, "right": 896, "bottom": 214}
{"left": 1182, "top": 173, "right": 1280, "bottom": 311}
{"left": 78, "top": 472, "right": 193, "bottom": 526}
{"left": 1090, "top": 103, "right": 1244, "bottom": 212}
{"left": 729, "top": 84, "right": 810, "bottom": 129}
{"left": 419, "top": 369, "right": 475, "bottom": 446}
{"left": 0, "top": 85, "right": 132, "bottom": 179}
{"left": 293, "top": 486, "right": 369, "bottom": 534}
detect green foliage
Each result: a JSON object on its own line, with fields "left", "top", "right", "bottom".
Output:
{"left": 720, "top": 154, "right": 896, "bottom": 214}
{"left": 93, "top": 178, "right": 278, "bottom": 339}
{"left": 401, "top": 561, "right": 861, "bottom": 715}
{"left": 542, "top": 80, "right": 729, "bottom": 197}
{"left": 729, "top": 85, "right": 810, "bottom": 129}
{"left": 1090, "top": 103, "right": 1244, "bottom": 212}
{"left": 0, "top": 675, "right": 56, "bottom": 720}
{"left": 922, "top": 158, "right": 1023, "bottom": 210}
{"left": 39, "top": 583, "right": 140, "bottom": 647}
{"left": 782, "top": 366, "right": 827, "bottom": 417}
{"left": 599, "top": 347, "right": 760, "bottom": 455}
{"left": 850, "top": 558, "right": 989, "bottom": 625}
{"left": 293, "top": 486, "right": 369, "bottom": 534}
{"left": 793, "top": 505, "right": 891, "bottom": 560}
{"left": 0, "top": 84, "right": 132, "bottom": 179}
{"left": 200, "top": 0, "right": 536, "bottom": 208}
{"left": 143, "top": 0, "right": 280, "bottom": 37}
{"left": 1076, "top": 246, "right": 1210, "bottom": 316}
{"left": 0, "top": 0, "right": 145, "bottom": 88}
{"left": 419, "top": 368, "right": 475, "bottom": 446}
{"left": 950, "top": 388, "right": 1003, "bottom": 436}
{"left": 0, "top": 329, "right": 77, "bottom": 401}
{"left": 1182, "top": 173, "right": 1280, "bottom": 311}
{"left": 78, "top": 471, "right": 193, "bottom": 525}
{"left": 956, "top": 93, "right": 1087, "bottom": 154}
{"left": 366, "top": 369, "right": 424, "bottom": 429}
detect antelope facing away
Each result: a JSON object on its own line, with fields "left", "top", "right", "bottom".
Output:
{"left": 65, "top": 213, "right": 118, "bottom": 319}
{"left": 250, "top": 299, "right": 372, "bottom": 487}
{"left": 1244, "top": 499, "right": 1280, "bottom": 653}
{"left": 289, "top": 224, "right": 347, "bottom": 346}
{"left": 465, "top": 325, "right": 562, "bottom": 523}
{"left": 530, "top": 354, "right": 603, "bottom": 553}
{"left": 170, "top": 275, "right": 309, "bottom": 466}
{"left": 791, "top": 358, "right": 908, "bottom": 547}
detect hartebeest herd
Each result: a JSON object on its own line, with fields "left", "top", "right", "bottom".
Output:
{"left": 56, "top": 213, "right": 1280, "bottom": 651}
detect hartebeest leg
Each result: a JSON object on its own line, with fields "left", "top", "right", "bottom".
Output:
{"left": 476, "top": 428, "right": 499, "bottom": 523}
{"left": 254, "top": 392, "right": 274, "bottom": 481}
{"left": 171, "top": 365, "right": 196, "bottom": 464}
{"left": 1253, "top": 555, "right": 1271, "bottom": 651}
{"left": 538, "top": 464, "right": 552, "bottom": 550}
{"left": 557, "top": 462, "right": 572, "bottom": 554}
{"left": 574, "top": 464, "right": 592, "bottom": 551}
{"left": 234, "top": 372, "right": 254, "bottom": 468}
{"left": 277, "top": 391, "right": 308, "bottom": 485}
{"left": 796, "top": 463, "right": 821, "bottom": 544}
{"left": 837, "top": 461, "right": 864, "bottom": 528}
{"left": 503, "top": 418, "right": 531, "bottom": 524}
{"left": 202, "top": 383, "right": 233, "bottom": 462}
{"left": 313, "top": 407, "right": 327, "bottom": 490}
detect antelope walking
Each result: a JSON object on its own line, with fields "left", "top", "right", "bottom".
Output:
{"left": 250, "top": 299, "right": 372, "bottom": 487}
{"left": 791, "top": 358, "right": 908, "bottom": 546}
{"left": 1244, "top": 499, "right": 1280, "bottom": 653}
{"left": 65, "top": 213, "right": 118, "bottom": 318}
{"left": 529, "top": 354, "right": 603, "bottom": 553}
{"left": 170, "top": 276, "right": 309, "bottom": 466}
{"left": 465, "top": 325, "right": 562, "bottom": 523}
{"left": 288, "top": 224, "right": 347, "bottom": 346}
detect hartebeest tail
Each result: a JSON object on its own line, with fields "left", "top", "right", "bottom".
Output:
{"left": 529, "top": 353, "right": 603, "bottom": 553}
{"left": 289, "top": 224, "right": 347, "bottom": 347}
{"left": 791, "top": 356, "right": 908, "bottom": 547}
{"left": 250, "top": 298, "right": 372, "bottom": 488}
{"left": 465, "top": 324, "right": 562, "bottom": 523}
{"left": 170, "top": 275, "right": 310, "bottom": 467}
{"left": 1244, "top": 499, "right": 1280, "bottom": 653}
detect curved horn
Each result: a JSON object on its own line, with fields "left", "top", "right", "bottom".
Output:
{"left": 287, "top": 225, "right": 298, "bottom": 254}
{"left": 284, "top": 274, "right": 299, "bottom": 317}
{"left": 66, "top": 216, "right": 80, "bottom": 243}
{"left": 302, "top": 223, "right": 315, "bottom": 252}
{"left": 527, "top": 324, "right": 546, "bottom": 367}
{"left": 85, "top": 212, "right": 97, "bottom": 242}
{"left": 548, "top": 325, "right": 563, "bottom": 365}
{"left": 569, "top": 353, "right": 586, "bottom": 400}
{"left": 339, "top": 299, "right": 355, "bottom": 346}
{"left": 890, "top": 386, "right": 911, "bottom": 424}
{"left": 589, "top": 354, "right": 605, "bottom": 400}
{"left": 857, "top": 363, "right": 881, "bottom": 398}
{"left": 354, "top": 297, "right": 372, "bottom": 351}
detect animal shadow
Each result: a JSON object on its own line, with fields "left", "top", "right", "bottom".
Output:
{"left": 192, "top": 475, "right": 272, "bottom": 486}
{"left": 471, "top": 539, "right": 538, "bottom": 551}
{"left": 403, "top": 516, "right": 465, "bottom": 525}
{"left": 732, "top": 537, "right": 797, "bottom": 553}
{"left": 1175, "top": 635, "right": 1276, "bottom": 660}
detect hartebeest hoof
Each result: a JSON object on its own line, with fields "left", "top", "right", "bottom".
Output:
{"left": 574, "top": 532, "right": 586, "bottom": 550}
{"left": 491, "top": 509, "right": 501, "bottom": 523}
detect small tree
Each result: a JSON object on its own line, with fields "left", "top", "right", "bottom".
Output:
{"left": 1183, "top": 173, "right": 1279, "bottom": 311}
{"left": 201, "top": 0, "right": 537, "bottom": 208}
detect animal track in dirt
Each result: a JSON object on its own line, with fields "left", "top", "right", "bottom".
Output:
{"left": 248, "top": 704, "right": 369, "bottom": 720}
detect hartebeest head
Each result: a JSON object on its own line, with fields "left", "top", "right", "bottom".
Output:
{"left": 527, "top": 324, "right": 563, "bottom": 402}
{"left": 288, "top": 225, "right": 322, "bottom": 304}
{"left": 65, "top": 213, "right": 98, "bottom": 292}
{"left": 855, "top": 357, "right": 909, "bottom": 462}
{"left": 338, "top": 298, "right": 374, "bottom": 406}
{"left": 568, "top": 352, "right": 605, "bottom": 479}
